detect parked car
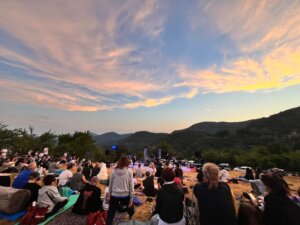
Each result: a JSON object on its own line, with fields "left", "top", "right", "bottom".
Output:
{"left": 234, "top": 166, "right": 253, "bottom": 172}
{"left": 218, "top": 163, "right": 230, "bottom": 171}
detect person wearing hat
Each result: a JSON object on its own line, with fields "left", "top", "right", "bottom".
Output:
{"left": 24, "top": 171, "right": 42, "bottom": 203}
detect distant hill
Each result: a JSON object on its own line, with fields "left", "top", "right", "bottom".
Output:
{"left": 182, "top": 121, "right": 252, "bottom": 134}
{"left": 93, "top": 106, "right": 300, "bottom": 155}
{"left": 94, "top": 132, "right": 132, "bottom": 146}
{"left": 165, "top": 106, "right": 300, "bottom": 154}
{"left": 118, "top": 131, "right": 168, "bottom": 151}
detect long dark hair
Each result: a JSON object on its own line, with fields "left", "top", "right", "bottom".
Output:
{"left": 261, "top": 173, "right": 290, "bottom": 195}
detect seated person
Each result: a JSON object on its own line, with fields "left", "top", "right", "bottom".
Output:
{"left": 91, "top": 162, "right": 101, "bottom": 178}
{"left": 37, "top": 175, "right": 68, "bottom": 218}
{"left": 174, "top": 170, "right": 183, "bottom": 187}
{"left": 48, "top": 161, "right": 59, "bottom": 173}
{"left": 69, "top": 166, "right": 87, "bottom": 191}
{"left": 24, "top": 172, "right": 41, "bottom": 203}
{"left": 249, "top": 173, "right": 266, "bottom": 196}
{"left": 72, "top": 176, "right": 102, "bottom": 215}
{"left": 133, "top": 173, "right": 141, "bottom": 189}
{"left": 245, "top": 168, "right": 255, "bottom": 180}
{"left": 12, "top": 162, "right": 37, "bottom": 189}
{"left": 143, "top": 171, "right": 157, "bottom": 197}
{"left": 97, "top": 162, "right": 108, "bottom": 184}
{"left": 58, "top": 164, "right": 73, "bottom": 186}
{"left": 219, "top": 166, "right": 230, "bottom": 182}
{"left": 135, "top": 164, "right": 144, "bottom": 178}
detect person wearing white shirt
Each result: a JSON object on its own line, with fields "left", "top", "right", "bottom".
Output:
{"left": 58, "top": 164, "right": 73, "bottom": 186}
{"left": 219, "top": 167, "right": 230, "bottom": 182}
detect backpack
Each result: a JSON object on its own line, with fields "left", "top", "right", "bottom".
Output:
{"left": 20, "top": 191, "right": 54, "bottom": 225}
{"left": 87, "top": 210, "right": 107, "bottom": 225}
{"left": 237, "top": 192, "right": 263, "bottom": 225}
{"left": 82, "top": 190, "right": 93, "bottom": 210}
{"left": 19, "top": 205, "right": 49, "bottom": 225}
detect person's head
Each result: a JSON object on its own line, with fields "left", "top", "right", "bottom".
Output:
{"left": 175, "top": 167, "right": 183, "bottom": 178}
{"left": 138, "top": 163, "right": 141, "bottom": 168}
{"left": 197, "top": 170, "right": 204, "bottom": 183}
{"left": 67, "top": 164, "right": 74, "bottom": 170}
{"left": 43, "top": 175, "right": 56, "bottom": 186}
{"left": 145, "top": 171, "right": 150, "bottom": 177}
{"left": 90, "top": 176, "right": 98, "bottom": 185}
{"left": 161, "top": 168, "right": 175, "bottom": 182}
{"left": 29, "top": 172, "right": 40, "bottom": 181}
{"left": 203, "top": 163, "right": 219, "bottom": 190}
{"left": 28, "top": 162, "right": 37, "bottom": 171}
{"left": 246, "top": 168, "right": 253, "bottom": 174}
{"left": 261, "top": 173, "right": 290, "bottom": 195}
{"left": 77, "top": 166, "right": 82, "bottom": 173}
{"left": 116, "top": 156, "right": 130, "bottom": 169}
{"left": 269, "top": 168, "right": 284, "bottom": 178}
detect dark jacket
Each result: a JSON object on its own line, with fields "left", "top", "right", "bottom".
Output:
{"left": 155, "top": 182, "right": 184, "bottom": 223}
{"left": 82, "top": 166, "right": 91, "bottom": 180}
{"left": 91, "top": 167, "right": 100, "bottom": 178}
{"left": 263, "top": 193, "right": 300, "bottom": 225}
{"left": 24, "top": 182, "right": 41, "bottom": 203}
{"left": 72, "top": 183, "right": 102, "bottom": 215}
{"left": 193, "top": 182, "right": 237, "bottom": 225}
{"left": 143, "top": 175, "right": 157, "bottom": 197}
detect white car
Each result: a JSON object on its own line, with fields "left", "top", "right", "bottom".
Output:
{"left": 234, "top": 166, "right": 252, "bottom": 172}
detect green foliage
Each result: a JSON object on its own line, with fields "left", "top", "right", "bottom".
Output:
{"left": 0, "top": 123, "right": 105, "bottom": 161}
{"left": 201, "top": 147, "right": 300, "bottom": 172}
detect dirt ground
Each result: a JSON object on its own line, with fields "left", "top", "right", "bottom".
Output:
{"left": 97, "top": 168, "right": 300, "bottom": 222}
{"left": 1, "top": 167, "right": 299, "bottom": 225}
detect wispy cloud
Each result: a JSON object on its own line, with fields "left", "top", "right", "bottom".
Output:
{"left": 0, "top": 0, "right": 300, "bottom": 112}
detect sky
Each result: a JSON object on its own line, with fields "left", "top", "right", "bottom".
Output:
{"left": 0, "top": 0, "right": 300, "bottom": 135}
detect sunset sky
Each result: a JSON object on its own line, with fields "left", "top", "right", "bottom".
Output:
{"left": 1, "top": 0, "right": 300, "bottom": 135}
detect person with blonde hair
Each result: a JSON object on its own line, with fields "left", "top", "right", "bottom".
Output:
{"left": 193, "top": 163, "right": 237, "bottom": 225}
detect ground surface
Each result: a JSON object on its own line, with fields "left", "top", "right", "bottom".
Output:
{"left": 1, "top": 166, "right": 299, "bottom": 225}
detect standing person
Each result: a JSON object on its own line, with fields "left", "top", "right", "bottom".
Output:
{"left": 132, "top": 154, "right": 136, "bottom": 167}
{"left": 106, "top": 157, "right": 134, "bottom": 225}
{"left": 154, "top": 168, "right": 185, "bottom": 225}
{"left": 193, "top": 163, "right": 237, "bottom": 225}
{"left": 261, "top": 173, "right": 300, "bottom": 225}
{"left": 37, "top": 175, "right": 68, "bottom": 218}
{"left": 12, "top": 162, "right": 37, "bottom": 189}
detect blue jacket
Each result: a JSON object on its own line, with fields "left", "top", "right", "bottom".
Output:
{"left": 12, "top": 169, "right": 32, "bottom": 189}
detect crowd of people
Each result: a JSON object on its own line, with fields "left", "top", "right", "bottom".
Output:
{"left": 0, "top": 151, "right": 300, "bottom": 225}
